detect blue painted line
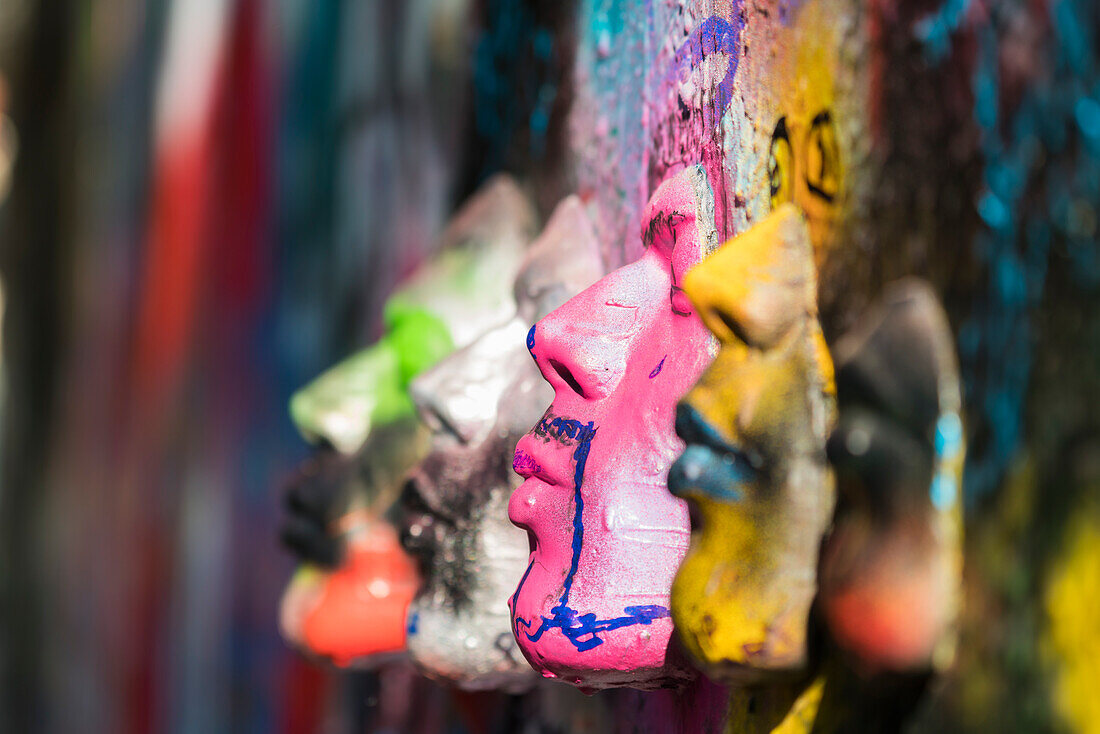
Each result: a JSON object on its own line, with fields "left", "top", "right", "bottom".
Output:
{"left": 512, "top": 418, "right": 672, "bottom": 652}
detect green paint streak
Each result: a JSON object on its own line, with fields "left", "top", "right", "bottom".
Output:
{"left": 385, "top": 304, "right": 454, "bottom": 391}
{"left": 289, "top": 304, "right": 453, "bottom": 453}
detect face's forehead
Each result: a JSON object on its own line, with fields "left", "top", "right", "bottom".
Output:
{"left": 641, "top": 167, "right": 715, "bottom": 277}
{"left": 514, "top": 198, "right": 604, "bottom": 318}
{"left": 513, "top": 244, "right": 565, "bottom": 309}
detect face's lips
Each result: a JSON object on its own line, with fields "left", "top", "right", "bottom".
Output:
{"left": 512, "top": 435, "right": 567, "bottom": 491}
{"left": 512, "top": 408, "right": 598, "bottom": 490}
{"left": 511, "top": 446, "right": 543, "bottom": 478}
{"left": 509, "top": 411, "right": 602, "bottom": 548}
{"left": 668, "top": 403, "right": 759, "bottom": 501}
{"left": 674, "top": 402, "right": 739, "bottom": 455}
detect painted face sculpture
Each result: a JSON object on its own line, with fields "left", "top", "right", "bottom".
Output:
{"left": 279, "top": 423, "right": 429, "bottom": 668}
{"left": 820, "top": 280, "right": 963, "bottom": 674}
{"left": 288, "top": 176, "right": 536, "bottom": 454}
{"left": 509, "top": 165, "right": 719, "bottom": 690}
{"left": 279, "top": 176, "right": 537, "bottom": 667}
{"left": 668, "top": 204, "right": 836, "bottom": 682}
{"left": 401, "top": 197, "right": 604, "bottom": 691}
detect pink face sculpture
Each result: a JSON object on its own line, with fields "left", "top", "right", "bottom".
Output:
{"left": 509, "top": 166, "right": 719, "bottom": 690}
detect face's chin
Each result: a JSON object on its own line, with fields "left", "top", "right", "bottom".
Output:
{"left": 670, "top": 495, "right": 805, "bottom": 682}
{"left": 509, "top": 454, "right": 695, "bottom": 691}
{"left": 406, "top": 602, "right": 532, "bottom": 692}
{"left": 404, "top": 467, "right": 537, "bottom": 690}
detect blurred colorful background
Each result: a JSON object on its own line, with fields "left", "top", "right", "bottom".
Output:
{"left": 0, "top": 2, "right": 572, "bottom": 731}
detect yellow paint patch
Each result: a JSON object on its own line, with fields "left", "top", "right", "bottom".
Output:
{"left": 671, "top": 206, "right": 834, "bottom": 677}
{"left": 725, "top": 676, "right": 825, "bottom": 734}
{"left": 762, "top": 0, "right": 848, "bottom": 260}
{"left": 1044, "top": 503, "right": 1100, "bottom": 734}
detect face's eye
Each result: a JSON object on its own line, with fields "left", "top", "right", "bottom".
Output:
{"left": 670, "top": 284, "right": 694, "bottom": 316}
{"left": 768, "top": 117, "right": 793, "bottom": 210}
{"left": 643, "top": 210, "right": 687, "bottom": 257}
{"left": 804, "top": 110, "right": 840, "bottom": 203}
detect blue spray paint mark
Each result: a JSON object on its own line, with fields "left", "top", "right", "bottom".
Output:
{"left": 512, "top": 417, "right": 670, "bottom": 651}
{"left": 930, "top": 412, "right": 963, "bottom": 510}
{"left": 648, "top": 355, "right": 667, "bottom": 379}
{"left": 406, "top": 610, "right": 419, "bottom": 636}
{"left": 526, "top": 324, "right": 537, "bottom": 357}
{"left": 935, "top": 412, "right": 964, "bottom": 460}
{"left": 930, "top": 473, "right": 958, "bottom": 510}
{"left": 667, "top": 16, "right": 745, "bottom": 132}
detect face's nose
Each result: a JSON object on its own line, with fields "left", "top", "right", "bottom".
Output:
{"left": 682, "top": 203, "right": 815, "bottom": 352}
{"left": 410, "top": 318, "right": 531, "bottom": 445}
{"left": 526, "top": 257, "right": 666, "bottom": 405}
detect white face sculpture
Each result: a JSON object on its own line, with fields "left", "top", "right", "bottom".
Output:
{"left": 400, "top": 197, "right": 605, "bottom": 690}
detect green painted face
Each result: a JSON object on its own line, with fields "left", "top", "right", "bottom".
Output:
{"left": 288, "top": 306, "right": 453, "bottom": 455}
{"left": 288, "top": 175, "right": 534, "bottom": 455}
{"left": 279, "top": 176, "right": 536, "bottom": 667}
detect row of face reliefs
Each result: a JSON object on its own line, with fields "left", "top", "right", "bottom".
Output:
{"left": 277, "top": 164, "right": 963, "bottom": 729}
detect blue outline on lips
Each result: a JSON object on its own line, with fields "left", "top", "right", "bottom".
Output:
{"left": 668, "top": 403, "right": 758, "bottom": 501}
{"left": 511, "top": 415, "right": 670, "bottom": 653}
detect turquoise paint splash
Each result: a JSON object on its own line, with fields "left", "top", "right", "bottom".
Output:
{"left": 920, "top": 0, "right": 1100, "bottom": 501}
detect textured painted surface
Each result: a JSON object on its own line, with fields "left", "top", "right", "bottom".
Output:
{"left": 821, "top": 281, "right": 964, "bottom": 673}
{"left": 278, "top": 177, "right": 537, "bottom": 668}
{"left": 568, "top": 0, "right": 869, "bottom": 273}
{"left": 401, "top": 196, "right": 604, "bottom": 691}
{"left": 509, "top": 165, "right": 718, "bottom": 690}
{"left": 669, "top": 205, "right": 835, "bottom": 681}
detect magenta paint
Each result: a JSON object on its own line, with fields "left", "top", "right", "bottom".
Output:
{"left": 508, "top": 166, "right": 719, "bottom": 690}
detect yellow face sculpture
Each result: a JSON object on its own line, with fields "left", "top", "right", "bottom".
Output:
{"left": 668, "top": 204, "right": 836, "bottom": 681}
{"left": 663, "top": 0, "right": 870, "bottom": 684}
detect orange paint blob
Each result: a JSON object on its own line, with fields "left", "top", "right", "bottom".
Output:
{"left": 820, "top": 527, "right": 950, "bottom": 673}
{"left": 290, "top": 519, "right": 420, "bottom": 667}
